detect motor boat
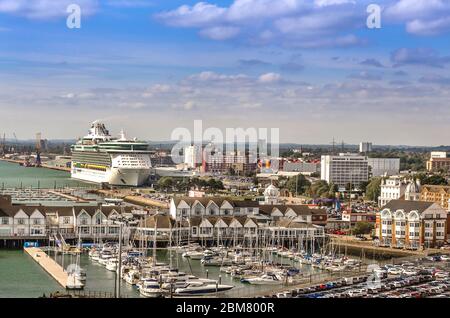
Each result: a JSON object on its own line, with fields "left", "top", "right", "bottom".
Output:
{"left": 241, "top": 273, "right": 283, "bottom": 285}
{"left": 106, "top": 258, "right": 119, "bottom": 272}
{"left": 139, "top": 279, "right": 165, "bottom": 298}
{"left": 182, "top": 250, "right": 204, "bottom": 260}
{"left": 174, "top": 282, "right": 234, "bottom": 296}
{"left": 124, "top": 270, "right": 140, "bottom": 285}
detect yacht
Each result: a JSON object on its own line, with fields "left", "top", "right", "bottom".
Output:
{"left": 124, "top": 269, "right": 140, "bottom": 285}
{"left": 174, "top": 282, "right": 234, "bottom": 296}
{"left": 241, "top": 273, "right": 284, "bottom": 285}
{"left": 106, "top": 259, "right": 119, "bottom": 272}
{"left": 139, "top": 279, "right": 165, "bottom": 298}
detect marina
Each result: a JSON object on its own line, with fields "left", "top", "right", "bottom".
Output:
{"left": 24, "top": 247, "right": 75, "bottom": 289}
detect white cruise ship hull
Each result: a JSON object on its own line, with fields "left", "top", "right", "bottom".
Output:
{"left": 71, "top": 167, "right": 150, "bottom": 186}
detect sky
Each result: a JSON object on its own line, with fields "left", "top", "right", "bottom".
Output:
{"left": 1, "top": 0, "right": 450, "bottom": 145}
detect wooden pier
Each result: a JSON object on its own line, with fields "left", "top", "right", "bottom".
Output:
{"left": 24, "top": 247, "right": 69, "bottom": 289}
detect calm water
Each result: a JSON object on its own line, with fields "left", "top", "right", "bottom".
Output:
{"left": 0, "top": 249, "right": 319, "bottom": 298}
{"left": 0, "top": 160, "right": 90, "bottom": 188}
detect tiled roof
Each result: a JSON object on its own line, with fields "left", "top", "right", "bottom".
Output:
{"left": 382, "top": 200, "right": 437, "bottom": 213}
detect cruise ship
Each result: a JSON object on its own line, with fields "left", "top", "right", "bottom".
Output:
{"left": 70, "top": 121, "right": 152, "bottom": 186}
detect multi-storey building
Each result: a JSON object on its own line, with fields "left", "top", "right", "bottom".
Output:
{"left": 320, "top": 153, "right": 369, "bottom": 190}
{"left": 426, "top": 151, "right": 450, "bottom": 171}
{"left": 368, "top": 158, "right": 400, "bottom": 177}
{"left": 420, "top": 185, "right": 450, "bottom": 210}
{"left": 378, "top": 176, "right": 408, "bottom": 207}
{"left": 359, "top": 142, "right": 372, "bottom": 153}
{"left": 201, "top": 150, "right": 257, "bottom": 175}
{"left": 377, "top": 200, "right": 448, "bottom": 249}
{"left": 184, "top": 145, "right": 202, "bottom": 168}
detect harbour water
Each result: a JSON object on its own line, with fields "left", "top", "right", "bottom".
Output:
{"left": 0, "top": 160, "right": 90, "bottom": 189}
{"left": 0, "top": 249, "right": 323, "bottom": 298}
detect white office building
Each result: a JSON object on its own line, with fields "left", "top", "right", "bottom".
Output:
{"left": 320, "top": 153, "right": 369, "bottom": 191}
{"left": 368, "top": 158, "right": 400, "bottom": 177}
{"left": 184, "top": 145, "right": 202, "bottom": 168}
{"left": 359, "top": 142, "right": 372, "bottom": 153}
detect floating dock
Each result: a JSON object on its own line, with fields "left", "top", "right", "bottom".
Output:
{"left": 24, "top": 247, "right": 69, "bottom": 288}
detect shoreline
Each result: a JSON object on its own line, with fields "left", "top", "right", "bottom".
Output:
{"left": 0, "top": 158, "right": 70, "bottom": 172}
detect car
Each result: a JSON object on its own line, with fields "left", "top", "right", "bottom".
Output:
{"left": 440, "top": 255, "right": 450, "bottom": 261}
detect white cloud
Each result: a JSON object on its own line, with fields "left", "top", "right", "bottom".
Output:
{"left": 155, "top": 0, "right": 367, "bottom": 48}
{"left": 258, "top": 72, "right": 281, "bottom": 83}
{"left": 199, "top": 26, "right": 240, "bottom": 40}
{"left": 155, "top": 2, "right": 226, "bottom": 27}
{"left": 0, "top": 0, "right": 98, "bottom": 19}
{"left": 188, "top": 71, "right": 249, "bottom": 82}
{"left": 385, "top": 0, "right": 450, "bottom": 35}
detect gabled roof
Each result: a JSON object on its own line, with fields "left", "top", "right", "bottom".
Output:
{"left": 0, "top": 208, "right": 9, "bottom": 218}
{"left": 382, "top": 200, "right": 437, "bottom": 214}
{"left": 172, "top": 197, "right": 259, "bottom": 209}
{"left": 142, "top": 214, "right": 174, "bottom": 229}
{"left": 275, "top": 219, "right": 313, "bottom": 229}
{"left": 74, "top": 206, "right": 98, "bottom": 216}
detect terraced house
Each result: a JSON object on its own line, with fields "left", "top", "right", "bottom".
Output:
{"left": 0, "top": 194, "right": 133, "bottom": 239}
{"left": 377, "top": 200, "right": 449, "bottom": 249}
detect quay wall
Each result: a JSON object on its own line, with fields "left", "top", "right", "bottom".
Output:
{"left": 0, "top": 158, "right": 70, "bottom": 172}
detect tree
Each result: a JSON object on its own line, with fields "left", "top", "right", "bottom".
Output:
{"left": 157, "top": 177, "right": 173, "bottom": 190}
{"left": 308, "top": 180, "right": 330, "bottom": 198}
{"left": 352, "top": 222, "right": 374, "bottom": 235}
{"left": 365, "top": 177, "right": 382, "bottom": 201}
{"left": 418, "top": 174, "right": 448, "bottom": 186}
{"left": 286, "top": 175, "right": 311, "bottom": 195}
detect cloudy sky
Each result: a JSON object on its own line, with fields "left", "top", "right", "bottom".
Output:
{"left": 1, "top": 0, "right": 450, "bottom": 145}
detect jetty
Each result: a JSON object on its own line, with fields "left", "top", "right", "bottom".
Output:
{"left": 24, "top": 247, "right": 69, "bottom": 289}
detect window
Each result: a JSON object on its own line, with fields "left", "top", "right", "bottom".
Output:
{"left": 17, "top": 218, "right": 25, "bottom": 225}
{"left": 80, "top": 217, "right": 89, "bottom": 225}
{"left": 33, "top": 219, "right": 41, "bottom": 225}
{"left": 63, "top": 217, "right": 71, "bottom": 224}
{"left": 192, "top": 227, "right": 197, "bottom": 235}
{"left": 1, "top": 218, "right": 8, "bottom": 225}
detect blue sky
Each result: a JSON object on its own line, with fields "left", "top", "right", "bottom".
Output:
{"left": 1, "top": 0, "right": 450, "bottom": 145}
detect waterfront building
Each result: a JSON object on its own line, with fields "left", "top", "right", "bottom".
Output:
{"left": 135, "top": 214, "right": 325, "bottom": 243}
{"left": 420, "top": 185, "right": 450, "bottom": 210}
{"left": 426, "top": 151, "right": 450, "bottom": 172}
{"left": 0, "top": 194, "right": 134, "bottom": 239}
{"left": 368, "top": 158, "right": 400, "bottom": 177}
{"left": 170, "top": 184, "right": 327, "bottom": 225}
{"left": 378, "top": 176, "right": 408, "bottom": 207}
{"left": 377, "top": 200, "right": 448, "bottom": 249}
{"left": 320, "top": 153, "right": 369, "bottom": 190}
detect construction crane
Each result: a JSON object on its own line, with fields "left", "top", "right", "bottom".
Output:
{"left": 35, "top": 132, "right": 42, "bottom": 167}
